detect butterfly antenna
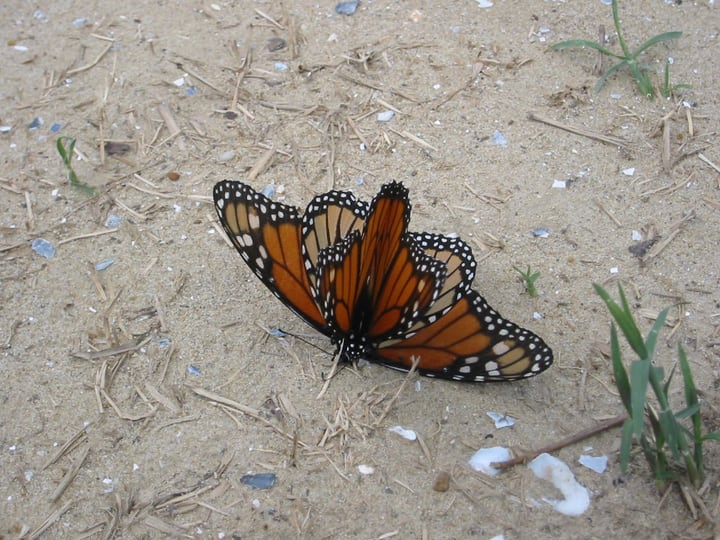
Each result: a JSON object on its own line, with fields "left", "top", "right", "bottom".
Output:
{"left": 271, "top": 327, "right": 332, "bottom": 355}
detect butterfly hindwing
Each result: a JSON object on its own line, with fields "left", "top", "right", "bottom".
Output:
{"left": 301, "top": 189, "right": 367, "bottom": 292}
{"left": 407, "top": 232, "right": 476, "bottom": 324}
{"left": 372, "top": 290, "right": 553, "bottom": 382}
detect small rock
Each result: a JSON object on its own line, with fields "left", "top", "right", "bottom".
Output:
{"left": 336, "top": 1, "right": 360, "bottom": 15}
{"left": 241, "top": 473, "right": 277, "bottom": 490}
{"left": 267, "top": 37, "right": 286, "bottom": 51}
{"left": 492, "top": 130, "right": 508, "bottom": 146}
{"left": 432, "top": 471, "right": 450, "bottom": 492}
{"left": 31, "top": 238, "right": 55, "bottom": 259}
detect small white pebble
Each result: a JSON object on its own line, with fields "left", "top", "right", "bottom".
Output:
{"left": 218, "top": 150, "right": 235, "bottom": 162}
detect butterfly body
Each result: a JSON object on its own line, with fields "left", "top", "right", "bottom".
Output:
{"left": 214, "top": 180, "right": 553, "bottom": 382}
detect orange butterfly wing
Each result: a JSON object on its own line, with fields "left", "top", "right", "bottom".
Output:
{"left": 370, "top": 231, "right": 552, "bottom": 381}
{"left": 315, "top": 183, "right": 446, "bottom": 350}
{"left": 373, "top": 290, "right": 552, "bottom": 381}
{"left": 214, "top": 181, "right": 327, "bottom": 332}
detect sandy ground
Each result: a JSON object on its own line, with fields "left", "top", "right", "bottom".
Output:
{"left": 1, "top": 0, "right": 719, "bottom": 538}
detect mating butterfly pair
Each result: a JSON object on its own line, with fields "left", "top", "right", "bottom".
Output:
{"left": 213, "top": 180, "right": 553, "bottom": 382}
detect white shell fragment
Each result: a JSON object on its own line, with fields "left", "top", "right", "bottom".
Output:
{"left": 468, "top": 446, "right": 510, "bottom": 476}
{"left": 486, "top": 411, "right": 516, "bottom": 429}
{"left": 528, "top": 453, "right": 590, "bottom": 516}
{"left": 578, "top": 454, "right": 608, "bottom": 474}
{"left": 377, "top": 110, "right": 395, "bottom": 122}
{"left": 388, "top": 425, "right": 417, "bottom": 441}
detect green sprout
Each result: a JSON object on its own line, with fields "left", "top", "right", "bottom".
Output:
{"left": 660, "top": 59, "right": 691, "bottom": 98}
{"left": 595, "top": 283, "right": 719, "bottom": 490}
{"left": 514, "top": 266, "right": 540, "bottom": 297}
{"left": 56, "top": 136, "right": 95, "bottom": 195}
{"left": 552, "top": 0, "right": 682, "bottom": 99}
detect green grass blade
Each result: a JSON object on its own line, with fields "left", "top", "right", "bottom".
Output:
{"left": 661, "top": 61, "right": 672, "bottom": 98}
{"left": 594, "top": 61, "right": 627, "bottom": 93}
{"left": 678, "top": 344, "right": 704, "bottom": 476}
{"left": 629, "top": 359, "right": 650, "bottom": 437}
{"left": 594, "top": 283, "right": 647, "bottom": 357}
{"left": 678, "top": 345, "right": 698, "bottom": 413}
{"left": 617, "top": 285, "right": 648, "bottom": 357}
{"left": 619, "top": 418, "right": 633, "bottom": 474}
{"left": 56, "top": 136, "right": 75, "bottom": 166}
{"left": 643, "top": 306, "right": 670, "bottom": 360}
{"left": 662, "top": 363, "right": 676, "bottom": 397}
{"left": 674, "top": 403, "right": 701, "bottom": 420}
{"left": 610, "top": 324, "right": 632, "bottom": 413}
{"left": 639, "top": 433, "right": 661, "bottom": 481}
{"left": 631, "top": 31, "right": 683, "bottom": 58}
{"left": 702, "top": 432, "right": 720, "bottom": 442}
{"left": 610, "top": 0, "right": 632, "bottom": 58}
{"left": 627, "top": 61, "right": 655, "bottom": 98}
{"left": 551, "top": 39, "right": 624, "bottom": 59}
{"left": 658, "top": 408, "right": 682, "bottom": 461}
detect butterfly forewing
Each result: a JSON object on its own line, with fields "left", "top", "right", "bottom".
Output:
{"left": 358, "top": 183, "right": 411, "bottom": 300}
{"left": 213, "top": 181, "right": 328, "bottom": 334}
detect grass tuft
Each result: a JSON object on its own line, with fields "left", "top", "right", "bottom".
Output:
{"left": 595, "top": 283, "right": 719, "bottom": 490}
{"left": 514, "top": 266, "right": 540, "bottom": 297}
{"left": 56, "top": 136, "right": 95, "bottom": 195}
{"left": 552, "top": 0, "right": 683, "bottom": 99}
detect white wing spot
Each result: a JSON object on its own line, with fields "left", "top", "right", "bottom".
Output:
{"left": 492, "top": 342, "right": 510, "bottom": 355}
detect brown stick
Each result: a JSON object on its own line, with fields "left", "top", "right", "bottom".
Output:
{"left": 492, "top": 414, "right": 627, "bottom": 470}
{"left": 527, "top": 112, "right": 630, "bottom": 148}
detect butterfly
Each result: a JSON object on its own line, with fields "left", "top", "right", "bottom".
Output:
{"left": 213, "top": 180, "right": 553, "bottom": 382}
